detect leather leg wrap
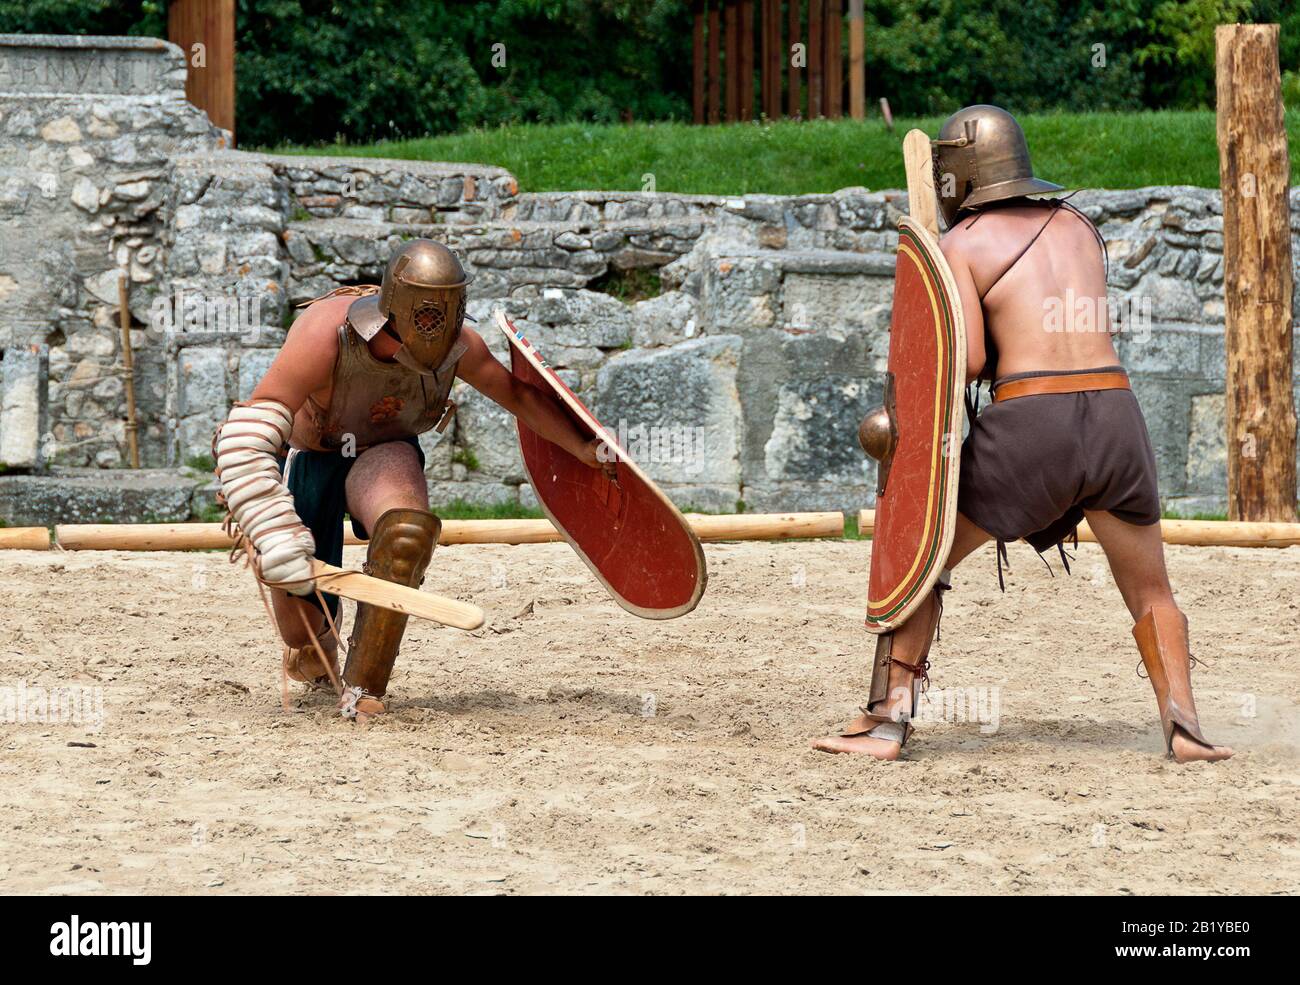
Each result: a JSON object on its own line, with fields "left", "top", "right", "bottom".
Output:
{"left": 1133, "top": 603, "right": 1211, "bottom": 755}
{"left": 867, "top": 631, "right": 897, "bottom": 708}
{"left": 846, "top": 582, "right": 946, "bottom": 743}
{"left": 342, "top": 508, "right": 440, "bottom": 699}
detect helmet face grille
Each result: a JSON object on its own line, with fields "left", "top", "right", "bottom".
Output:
{"left": 413, "top": 301, "right": 445, "bottom": 339}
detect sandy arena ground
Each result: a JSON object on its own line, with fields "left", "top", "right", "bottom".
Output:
{"left": 0, "top": 537, "right": 1297, "bottom": 895}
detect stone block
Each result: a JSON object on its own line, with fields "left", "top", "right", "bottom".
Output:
{"left": 0, "top": 468, "right": 203, "bottom": 525}
{"left": 594, "top": 335, "right": 743, "bottom": 487}
{"left": 1185, "top": 391, "right": 1226, "bottom": 498}
{"left": 452, "top": 382, "right": 525, "bottom": 482}
{"left": 0, "top": 343, "right": 49, "bottom": 468}
{"left": 762, "top": 376, "right": 876, "bottom": 486}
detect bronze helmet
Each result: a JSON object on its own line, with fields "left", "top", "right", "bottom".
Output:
{"left": 349, "top": 239, "right": 472, "bottom": 374}
{"left": 931, "top": 105, "right": 1063, "bottom": 228}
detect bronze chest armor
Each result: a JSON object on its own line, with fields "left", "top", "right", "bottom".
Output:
{"left": 292, "top": 322, "right": 463, "bottom": 452}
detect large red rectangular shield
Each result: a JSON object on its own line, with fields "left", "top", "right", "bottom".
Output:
{"left": 496, "top": 309, "right": 707, "bottom": 620}
{"left": 865, "top": 217, "right": 966, "bottom": 633}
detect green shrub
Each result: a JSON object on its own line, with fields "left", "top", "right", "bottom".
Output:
{"left": 3, "top": 0, "right": 1298, "bottom": 146}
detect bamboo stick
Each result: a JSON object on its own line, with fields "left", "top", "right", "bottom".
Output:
{"left": 0, "top": 527, "right": 51, "bottom": 550}
{"left": 49, "top": 512, "right": 846, "bottom": 552}
{"left": 856, "top": 510, "right": 1300, "bottom": 548}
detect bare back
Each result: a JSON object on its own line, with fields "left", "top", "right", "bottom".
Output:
{"left": 940, "top": 203, "right": 1118, "bottom": 381}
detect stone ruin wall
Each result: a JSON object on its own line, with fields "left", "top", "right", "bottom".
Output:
{"left": 2, "top": 34, "right": 1299, "bottom": 523}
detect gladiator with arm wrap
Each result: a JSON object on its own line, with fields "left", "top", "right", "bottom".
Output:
{"left": 216, "top": 240, "right": 472, "bottom": 718}
{"left": 214, "top": 237, "right": 674, "bottom": 723}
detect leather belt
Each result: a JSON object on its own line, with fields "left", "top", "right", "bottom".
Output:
{"left": 993, "top": 371, "right": 1130, "bottom": 403}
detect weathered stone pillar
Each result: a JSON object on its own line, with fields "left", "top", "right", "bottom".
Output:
{"left": 0, "top": 343, "right": 49, "bottom": 469}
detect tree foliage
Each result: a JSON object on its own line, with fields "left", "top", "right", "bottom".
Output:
{"left": 1, "top": 1, "right": 1296, "bottom": 145}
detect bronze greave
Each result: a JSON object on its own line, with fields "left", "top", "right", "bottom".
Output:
{"left": 342, "top": 508, "right": 440, "bottom": 698}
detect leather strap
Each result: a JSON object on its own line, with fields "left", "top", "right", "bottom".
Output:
{"left": 993, "top": 371, "right": 1130, "bottom": 403}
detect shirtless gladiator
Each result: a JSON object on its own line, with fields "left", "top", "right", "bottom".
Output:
{"left": 814, "top": 105, "right": 1233, "bottom": 764}
{"left": 213, "top": 240, "right": 605, "bottom": 719}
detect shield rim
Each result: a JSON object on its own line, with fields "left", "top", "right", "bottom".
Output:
{"left": 865, "top": 216, "right": 967, "bottom": 633}
{"left": 495, "top": 308, "right": 707, "bottom": 621}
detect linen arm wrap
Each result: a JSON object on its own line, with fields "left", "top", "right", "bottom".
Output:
{"left": 213, "top": 400, "right": 316, "bottom": 594}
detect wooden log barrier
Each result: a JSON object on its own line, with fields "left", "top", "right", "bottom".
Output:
{"left": 28, "top": 512, "right": 1300, "bottom": 553}
{"left": 856, "top": 510, "right": 1300, "bottom": 548}
{"left": 48, "top": 512, "right": 845, "bottom": 552}
{"left": 0, "top": 527, "right": 51, "bottom": 550}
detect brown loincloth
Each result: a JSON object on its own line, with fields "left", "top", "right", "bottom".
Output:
{"left": 958, "top": 365, "right": 1161, "bottom": 555}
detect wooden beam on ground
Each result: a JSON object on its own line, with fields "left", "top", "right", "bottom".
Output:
{"left": 848, "top": 0, "right": 865, "bottom": 119}
{"left": 0, "top": 527, "right": 51, "bottom": 550}
{"left": 1215, "top": 23, "right": 1297, "bottom": 522}
{"left": 48, "top": 513, "right": 846, "bottom": 553}
{"left": 689, "top": 511, "right": 843, "bottom": 541}
{"left": 857, "top": 510, "right": 1300, "bottom": 548}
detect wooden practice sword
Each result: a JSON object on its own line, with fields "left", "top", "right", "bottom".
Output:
{"left": 309, "top": 560, "right": 485, "bottom": 631}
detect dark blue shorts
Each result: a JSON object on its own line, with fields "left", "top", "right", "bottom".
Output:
{"left": 280, "top": 437, "right": 425, "bottom": 619}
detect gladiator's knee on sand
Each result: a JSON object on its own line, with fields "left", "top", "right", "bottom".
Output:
{"left": 340, "top": 508, "right": 440, "bottom": 717}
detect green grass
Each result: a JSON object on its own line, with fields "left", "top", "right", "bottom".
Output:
{"left": 267, "top": 111, "right": 1300, "bottom": 196}
{"left": 193, "top": 501, "right": 227, "bottom": 524}
{"left": 451, "top": 449, "right": 481, "bottom": 471}
{"left": 843, "top": 512, "right": 868, "bottom": 541}
{"left": 1162, "top": 508, "right": 1231, "bottom": 521}
{"left": 590, "top": 267, "right": 662, "bottom": 303}
{"left": 432, "top": 499, "right": 544, "bottom": 521}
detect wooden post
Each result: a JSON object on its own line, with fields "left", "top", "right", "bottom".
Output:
{"left": 787, "top": 0, "right": 802, "bottom": 118}
{"left": 740, "top": 0, "right": 755, "bottom": 121}
{"left": 808, "top": 0, "right": 823, "bottom": 117}
{"left": 692, "top": 1, "right": 706, "bottom": 123}
{"left": 167, "top": 0, "right": 236, "bottom": 141}
{"left": 708, "top": 2, "right": 721, "bottom": 124}
{"left": 725, "top": 0, "right": 739, "bottom": 121}
{"left": 769, "top": 0, "right": 782, "bottom": 118}
{"left": 117, "top": 275, "right": 140, "bottom": 469}
{"left": 848, "top": 0, "right": 865, "bottom": 119}
{"left": 758, "top": 0, "right": 771, "bottom": 118}
{"left": 824, "top": 0, "right": 842, "bottom": 118}
{"left": 1215, "top": 24, "right": 1297, "bottom": 522}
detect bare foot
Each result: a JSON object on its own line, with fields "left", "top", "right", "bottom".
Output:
{"left": 811, "top": 733, "right": 902, "bottom": 760}
{"left": 1170, "top": 729, "right": 1233, "bottom": 763}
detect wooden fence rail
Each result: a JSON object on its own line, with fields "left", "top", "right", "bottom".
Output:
{"left": 692, "top": 1, "right": 864, "bottom": 124}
